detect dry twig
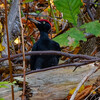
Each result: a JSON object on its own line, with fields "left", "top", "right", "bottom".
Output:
{"left": 18, "top": 1, "right": 26, "bottom": 99}
{"left": 84, "top": 85, "right": 100, "bottom": 100}
{"left": 4, "top": 0, "right": 14, "bottom": 99}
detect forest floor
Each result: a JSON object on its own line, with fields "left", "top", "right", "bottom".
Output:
{"left": 0, "top": 63, "right": 100, "bottom": 100}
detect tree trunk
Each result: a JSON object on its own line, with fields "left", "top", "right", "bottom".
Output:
{"left": 2, "top": 0, "right": 19, "bottom": 55}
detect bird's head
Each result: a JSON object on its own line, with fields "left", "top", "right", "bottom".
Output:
{"left": 28, "top": 18, "right": 52, "bottom": 33}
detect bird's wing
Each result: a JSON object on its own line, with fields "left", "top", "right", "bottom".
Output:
{"left": 51, "top": 40, "right": 61, "bottom": 59}
{"left": 30, "top": 43, "right": 37, "bottom": 70}
{"left": 52, "top": 40, "right": 61, "bottom": 51}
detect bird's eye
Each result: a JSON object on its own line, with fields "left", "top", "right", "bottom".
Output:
{"left": 43, "top": 21, "right": 45, "bottom": 24}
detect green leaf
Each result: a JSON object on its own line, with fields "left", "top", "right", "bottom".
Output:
{"left": 54, "top": 0, "right": 83, "bottom": 26}
{"left": 0, "top": 81, "right": 16, "bottom": 88}
{"left": 36, "top": 11, "right": 40, "bottom": 14}
{"left": 0, "top": 85, "right": 8, "bottom": 88}
{"left": 9, "top": 81, "right": 16, "bottom": 85}
{"left": 51, "top": 8, "right": 59, "bottom": 33}
{"left": 31, "top": 36, "right": 35, "bottom": 44}
{"left": 21, "top": 10, "right": 24, "bottom": 17}
{"left": 53, "top": 27, "right": 86, "bottom": 47}
{"left": 81, "top": 21, "right": 100, "bottom": 36}
{"left": 0, "top": 81, "right": 9, "bottom": 85}
{"left": 23, "top": 0, "right": 34, "bottom": 3}
{"left": 7, "top": 0, "right": 11, "bottom": 3}
{"left": 0, "top": 98, "right": 4, "bottom": 100}
{"left": 53, "top": 32, "right": 69, "bottom": 46}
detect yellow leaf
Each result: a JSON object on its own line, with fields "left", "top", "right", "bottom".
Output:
{"left": 14, "top": 37, "right": 21, "bottom": 44}
{"left": 50, "top": 0, "right": 54, "bottom": 6}
{"left": 81, "top": 0, "right": 85, "bottom": 5}
{"left": 0, "top": 22, "right": 2, "bottom": 33}
{"left": 44, "top": 6, "right": 50, "bottom": 12}
{"left": 0, "top": 4, "right": 4, "bottom": 8}
{"left": 0, "top": 23, "right": 5, "bottom": 52}
{"left": 81, "top": 0, "right": 83, "bottom": 3}
{"left": 0, "top": 44, "right": 5, "bottom": 51}
{"left": 69, "top": 85, "right": 85, "bottom": 95}
{"left": 91, "top": 90, "right": 96, "bottom": 94}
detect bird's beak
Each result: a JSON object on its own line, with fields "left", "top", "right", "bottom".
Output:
{"left": 27, "top": 18, "right": 41, "bottom": 24}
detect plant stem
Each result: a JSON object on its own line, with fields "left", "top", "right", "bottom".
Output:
{"left": 48, "top": 0, "right": 59, "bottom": 33}
{"left": 4, "top": 0, "right": 14, "bottom": 100}
{"left": 18, "top": 1, "right": 26, "bottom": 99}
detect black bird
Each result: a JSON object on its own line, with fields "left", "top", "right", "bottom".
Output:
{"left": 29, "top": 18, "right": 61, "bottom": 70}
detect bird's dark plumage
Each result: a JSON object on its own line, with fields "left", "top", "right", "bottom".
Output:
{"left": 30, "top": 19, "right": 61, "bottom": 70}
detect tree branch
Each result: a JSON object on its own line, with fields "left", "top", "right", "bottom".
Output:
{"left": 0, "top": 51, "right": 98, "bottom": 63}
{"left": 1, "top": 61, "right": 98, "bottom": 82}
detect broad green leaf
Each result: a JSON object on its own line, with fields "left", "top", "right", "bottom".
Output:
{"left": 54, "top": 0, "right": 83, "bottom": 26}
{"left": 53, "top": 27, "right": 86, "bottom": 47}
{"left": 81, "top": 21, "right": 100, "bottom": 36}
{"left": 53, "top": 32, "right": 69, "bottom": 46}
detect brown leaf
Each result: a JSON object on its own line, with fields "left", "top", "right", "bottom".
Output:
{"left": 75, "top": 85, "right": 92, "bottom": 100}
